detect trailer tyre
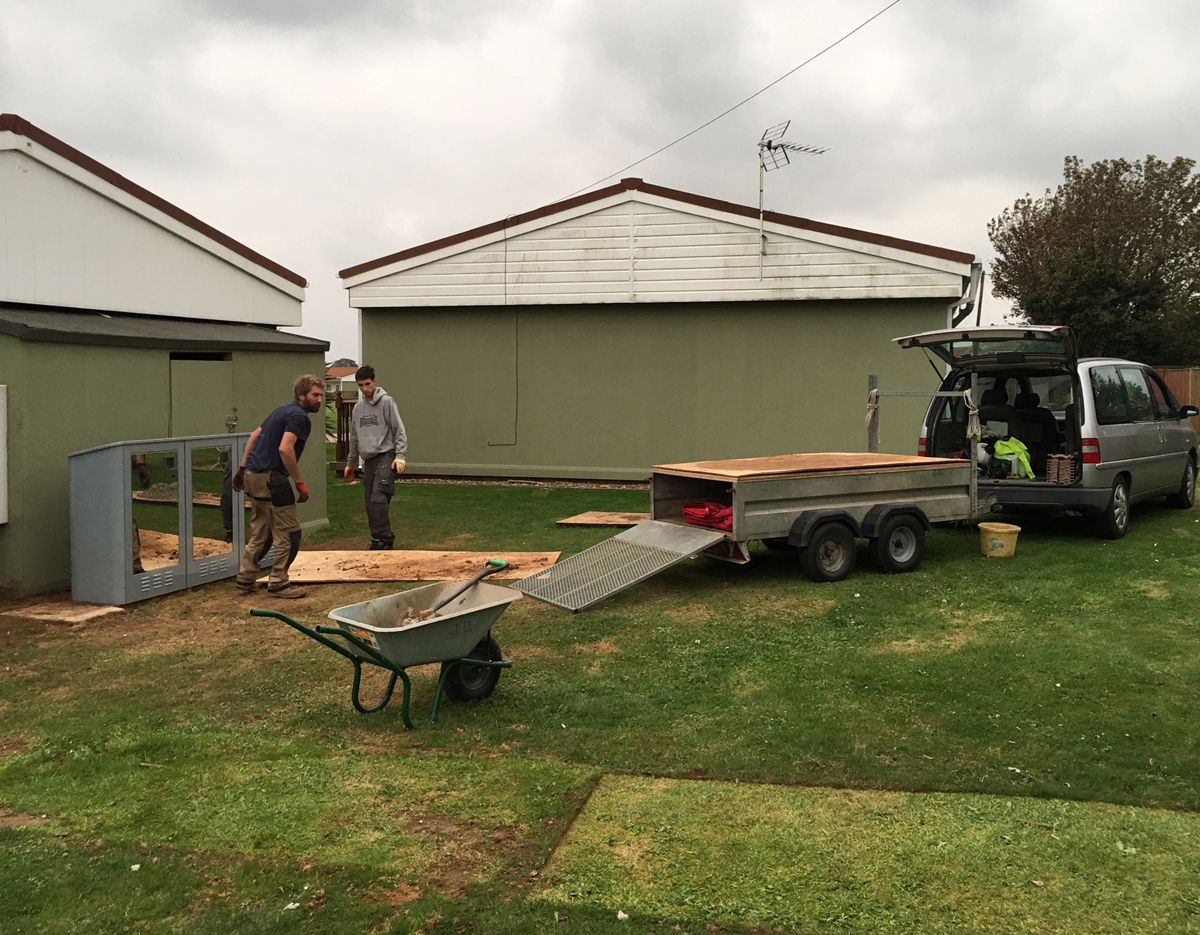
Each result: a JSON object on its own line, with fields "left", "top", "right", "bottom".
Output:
{"left": 872, "top": 514, "right": 925, "bottom": 574}
{"left": 444, "top": 635, "right": 503, "bottom": 702}
{"left": 798, "top": 522, "right": 857, "bottom": 582}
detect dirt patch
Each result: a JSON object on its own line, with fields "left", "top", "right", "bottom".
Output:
{"left": 664, "top": 602, "right": 718, "bottom": 624}
{"left": 877, "top": 630, "right": 979, "bottom": 654}
{"left": 375, "top": 881, "right": 422, "bottom": 906}
{"left": 0, "top": 736, "right": 30, "bottom": 758}
{"left": 1132, "top": 580, "right": 1169, "bottom": 600}
{"left": 431, "top": 533, "right": 477, "bottom": 549}
{"left": 0, "top": 807, "right": 50, "bottom": 829}
{"left": 571, "top": 639, "right": 619, "bottom": 657}
{"left": 405, "top": 813, "right": 521, "bottom": 898}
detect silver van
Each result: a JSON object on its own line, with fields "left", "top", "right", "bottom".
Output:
{"left": 894, "top": 325, "right": 1198, "bottom": 538}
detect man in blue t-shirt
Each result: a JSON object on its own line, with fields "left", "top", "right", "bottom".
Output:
{"left": 232, "top": 375, "right": 324, "bottom": 598}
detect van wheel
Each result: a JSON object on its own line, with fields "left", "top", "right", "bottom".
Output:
{"left": 1167, "top": 459, "right": 1196, "bottom": 509}
{"left": 1096, "top": 477, "right": 1130, "bottom": 539}
{"left": 872, "top": 515, "right": 925, "bottom": 573}
{"left": 798, "top": 523, "right": 856, "bottom": 582}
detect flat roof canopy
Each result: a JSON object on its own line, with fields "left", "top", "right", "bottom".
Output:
{"left": 0, "top": 305, "right": 329, "bottom": 352}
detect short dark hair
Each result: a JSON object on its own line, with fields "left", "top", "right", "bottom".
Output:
{"left": 355, "top": 365, "right": 376, "bottom": 382}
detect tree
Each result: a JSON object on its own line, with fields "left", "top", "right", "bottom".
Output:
{"left": 988, "top": 155, "right": 1200, "bottom": 363}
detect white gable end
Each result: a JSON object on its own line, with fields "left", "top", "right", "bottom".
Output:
{"left": 346, "top": 191, "right": 970, "bottom": 308}
{"left": 0, "top": 140, "right": 303, "bottom": 326}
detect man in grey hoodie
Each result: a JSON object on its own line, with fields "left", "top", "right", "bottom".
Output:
{"left": 342, "top": 365, "right": 408, "bottom": 549}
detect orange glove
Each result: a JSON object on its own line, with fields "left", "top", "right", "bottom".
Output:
{"left": 296, "top": 481, "right": 310, "bottom": 503}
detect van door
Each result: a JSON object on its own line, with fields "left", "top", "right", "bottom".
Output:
{"left": 1117, "top": 366, "right": 1174, "bottom": 494}
{"left": 1146, "top": 369, "right": 1190, "bottom": 490}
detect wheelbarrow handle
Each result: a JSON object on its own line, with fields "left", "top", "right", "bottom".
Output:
{"left": 430, "top": 558, "right": 509, "bottom": 613}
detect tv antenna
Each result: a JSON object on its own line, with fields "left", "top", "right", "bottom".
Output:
{"left": 758, "top": 120, "right": 826, "bottom": 279}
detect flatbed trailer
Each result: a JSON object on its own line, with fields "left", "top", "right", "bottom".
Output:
{"left": 513, "top": 452, "right": 978, "bottom": 611}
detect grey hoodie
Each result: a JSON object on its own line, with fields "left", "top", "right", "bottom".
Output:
{"left": 347, "top": 386, "right": 408, "bottom": 463}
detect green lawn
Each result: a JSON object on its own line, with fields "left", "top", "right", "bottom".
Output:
{"left": 2, "top": 467, "right": 1198, "bottom": 933}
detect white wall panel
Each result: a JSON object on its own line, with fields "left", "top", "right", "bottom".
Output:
{"left": 347, "top": 191, "right": 970, "bottom": 308}
{"left": 0, "top": 150, "right": 302, "bottom": 325}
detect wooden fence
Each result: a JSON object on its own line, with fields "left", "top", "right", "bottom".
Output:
{"left": 1156, "top": 366, "right": 1200, "bottom": 431}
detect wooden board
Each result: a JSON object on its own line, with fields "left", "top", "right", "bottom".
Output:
{"left": 556, "top": 511, "right": 650, "bottom": 527}
{"left": 137, "top": 529, "right": 231, "bottom": 570}
{"left": 262, "top": 550, "right": 561, "bottom": 584}
{"left": 652, "top": 452, "right": 968, "bottom": 481}
{"left": 0, "top": 601, "right": 126, "bottom": 624}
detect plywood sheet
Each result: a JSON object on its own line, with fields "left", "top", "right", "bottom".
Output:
{"left": 133, "top": 491, "right": 241, "bottom": 508}
{"left": 556, "top": 511, "right": 650, "bottom": 527}
{"left": 263, "top": 550, "right": 561, "bottom": 584}
{"left": 0, "top": 601, "right": 126, "bottom": 624}
{"left": 137, "top": 529, "right": 231, "bottom": 570}
{"left": 653, "top": 452, "right": 968, "bottom": 480}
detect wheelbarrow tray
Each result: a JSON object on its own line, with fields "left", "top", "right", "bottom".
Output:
{"left": 327, "top": 579, "right": 521, "bottom": 669}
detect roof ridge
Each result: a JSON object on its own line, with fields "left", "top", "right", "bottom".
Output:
{"left": 339, "top": 176, "right": 973, "bottom": 280}
{"left": 0, "top": 113, "right": 306, "bottom": 289}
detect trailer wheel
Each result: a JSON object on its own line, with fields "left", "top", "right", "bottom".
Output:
{"left": 872, "top": 514, "right": 925, "bottom": 573}
{"left": 444, "top": 635, "right": 503, "bottom": 702}
{"left": 798, "top": 522, "right": 857, "bottom": 582}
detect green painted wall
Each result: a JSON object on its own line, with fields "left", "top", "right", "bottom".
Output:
{"left": 0, "top": 338, "right": 327, "bottom": 596}
{"left": 361, "top": 299, "right": 945, "bottom": 479}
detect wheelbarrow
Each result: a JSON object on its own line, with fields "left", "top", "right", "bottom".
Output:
{"left": 250, "top": 559, "right": 520, "bottom": 728}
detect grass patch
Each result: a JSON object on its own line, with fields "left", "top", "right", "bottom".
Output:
{"left": 2, "top": 469, "right": 1199, "bottom": 931}
{"left": 537, "top": 774, "right": 1200, "bottom": 934}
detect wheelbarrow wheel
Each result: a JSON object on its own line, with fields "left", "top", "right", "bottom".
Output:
{"left": 444, "top": 635, "right": 503, "bottom": 702}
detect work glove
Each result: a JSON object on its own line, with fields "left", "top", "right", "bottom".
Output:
{"left": 296, "top": 481, "right": 310, "bottom": 504}
{"left": 342, "top": 464, "right": 355, "bottom": 482}
{"left": 392, "top": 458, "right": 407, "bottom": 475}
{"left": 136, "top": 462, "right": 152, "bottom": 489}
{"left": 232, "top": 467, "right": 246, "bottom": 492}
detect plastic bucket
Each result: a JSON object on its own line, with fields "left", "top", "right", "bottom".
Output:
{"left": 979, "top": 522, "right": 1021, "bottom": 558}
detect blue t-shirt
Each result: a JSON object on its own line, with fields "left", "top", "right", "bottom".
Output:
{"left": 245, "top": 400, "right": 311, "bottom": 475}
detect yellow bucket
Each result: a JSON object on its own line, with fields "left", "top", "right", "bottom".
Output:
{"left": 979, "top": 522, "right": 1021, "bottom": 558}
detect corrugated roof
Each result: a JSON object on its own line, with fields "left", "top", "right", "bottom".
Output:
{"left": 0, "top": 305, "right": 329, "bottom": 352}
{"left": 0, "top": 113, "right": 307, "bottom": 289}
{"left": 339, "top": 177, "right": 975, "bottom": 280}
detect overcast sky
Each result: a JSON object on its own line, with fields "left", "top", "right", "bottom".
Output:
{"left": 5, "top": 0, "right": 1198, "bottom": 361}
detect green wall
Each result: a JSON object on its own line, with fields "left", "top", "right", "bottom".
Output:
{"left": 361, "top": 299, "right": 945, "bottom": 480}
{"left": 0, "top": 337, "right": 326, "bottom": 596}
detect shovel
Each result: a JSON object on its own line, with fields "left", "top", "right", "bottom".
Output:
{"left": 430, "top": 559, "right": 510, "bottom": 614}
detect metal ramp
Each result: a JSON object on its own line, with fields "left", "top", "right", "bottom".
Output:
{"left": 512, "top": 521, "right": 726, "bottom": 612}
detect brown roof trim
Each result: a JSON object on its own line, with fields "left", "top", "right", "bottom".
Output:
{"left": 339, "top": 176, "right": 974, "bottom": 280}
{"left": 0, "top": 114, "right": 307, "bottom": 289}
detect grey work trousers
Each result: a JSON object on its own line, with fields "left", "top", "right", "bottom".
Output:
{"left": 237, "top": 470, "right": 301, "bottom": 589}
{"left": 361, "top": 454, "right": 396, "bottom": 544}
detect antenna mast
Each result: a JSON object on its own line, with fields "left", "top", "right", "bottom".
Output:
{"left": 758, "top": 120, "right": 826, "bottom": 279}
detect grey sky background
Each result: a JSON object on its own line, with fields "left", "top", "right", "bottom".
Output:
{"left": 4, "top": 0, "right": 1198, "bottom": 361}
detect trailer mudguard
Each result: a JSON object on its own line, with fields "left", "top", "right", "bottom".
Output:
{"left": 787, "top": 510, "right": 862, "bottom": 548}
{"left": 859, "top": 503, "right": 930, "bottom": 539}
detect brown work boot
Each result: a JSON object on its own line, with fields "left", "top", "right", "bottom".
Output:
{"left": 267, "top": 584, "right": 307, "bottom": 600}
{"left": 235, "top": 579, "right": 255, "bottom": 594}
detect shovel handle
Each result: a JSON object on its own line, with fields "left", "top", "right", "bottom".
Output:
{"left": 431, "top": 559, "right": 509, "bottom": 613}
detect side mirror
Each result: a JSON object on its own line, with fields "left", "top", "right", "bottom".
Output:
{"left": 1181, "top": 405, "right": 1199, "bottom": 419}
